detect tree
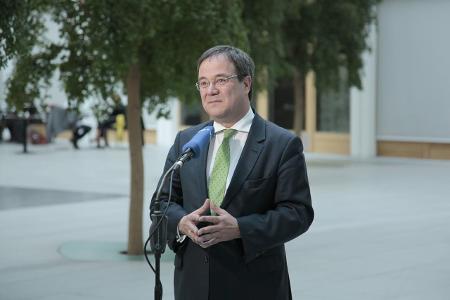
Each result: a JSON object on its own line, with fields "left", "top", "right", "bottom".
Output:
{"left": 0, "top": 0, "right": 54, "bottom": 110}
{"left": 282, "top": 0, "right": 379, "bottom": 135}
{"left": 242, "top": 0, "right": 288, "bottom": 95}
{"left": 2, "top": 0, "right": 379, "bottom": 255}
{"left": 2, "top": 0, "right": 247, "bottom": 255}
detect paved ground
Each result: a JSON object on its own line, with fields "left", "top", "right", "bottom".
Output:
{"left": 1, "top": 140, "right": 449, "bottom": 300}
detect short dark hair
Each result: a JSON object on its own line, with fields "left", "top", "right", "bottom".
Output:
{"left": 197, "top": 45, "right": 255, "bottom": 100}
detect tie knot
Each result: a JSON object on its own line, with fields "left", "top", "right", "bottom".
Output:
{"left": 222, "top": 129, "right": 237, "bottom": 141}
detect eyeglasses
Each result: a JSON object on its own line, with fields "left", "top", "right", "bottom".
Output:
{"left": 195, "top": 74, "right": 239, "bottom": 91}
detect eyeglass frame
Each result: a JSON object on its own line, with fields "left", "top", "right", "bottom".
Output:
{"left": 195, "top": 74, "right": 240, "bottom": 91}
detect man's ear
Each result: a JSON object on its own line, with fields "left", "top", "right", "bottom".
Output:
{"left": 243, "top": 76, "right": 252, "bottom": 93}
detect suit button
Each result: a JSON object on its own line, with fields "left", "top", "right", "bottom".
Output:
{"left": 204, "top": 256, "right": 209, "bottom": 264}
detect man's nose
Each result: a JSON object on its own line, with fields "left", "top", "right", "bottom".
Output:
{"left": 206, "top": 84, "right": 219, "bottom": 95}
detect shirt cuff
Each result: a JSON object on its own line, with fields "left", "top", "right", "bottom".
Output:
{"left": 176, "top": 223, "right": 187, "bottom": 243}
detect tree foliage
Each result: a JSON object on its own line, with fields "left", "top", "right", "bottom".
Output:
{"left": 1, "top": 0, "right": 249, "bottom": 255}
{"left": 2, "top": 0, "right": 247, "bottom": 111}
{"left": 1, "top": 0, "right": 378, "bottom": 253}
{"left": 1, "top": 0, "right": 54, "bottom": 110}
{"left": 0, "top": 0, "right": 47, "bottom": 68}
{"left": 242, "top": 0, "right": 288, "bottom": 90}
{"left": 283, "top": 0, "right": 379, "bottom": 90}
{"left": 1, "top": 0, "right": 379, "bottom": 110}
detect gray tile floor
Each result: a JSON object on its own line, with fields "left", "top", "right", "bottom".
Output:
{"left": 1, "top": 141, "right": 449, "bottom": 300}
{"left": 0, "top": 186, "right": 126, "bottom": 210}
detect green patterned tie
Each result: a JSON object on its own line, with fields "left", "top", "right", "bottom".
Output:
{"left": 208, "top": 129, "right": 237, "bottom": 208}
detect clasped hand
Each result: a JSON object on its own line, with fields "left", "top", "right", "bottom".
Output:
{"left": 177, "top": 199, "right": 240, "bottom": 248}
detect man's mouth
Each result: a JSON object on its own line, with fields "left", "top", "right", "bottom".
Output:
{"left": 207, "top": 99, "right": 222, "bottom": 104}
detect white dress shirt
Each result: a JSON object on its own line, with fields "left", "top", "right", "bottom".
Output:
{"left": 207, "top": 107, "right": 255, "bottom": 191}
{"left": 176, "top": 107, "right": 255, "bottom": 242}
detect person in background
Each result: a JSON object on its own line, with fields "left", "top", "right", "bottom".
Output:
{"left": 70, "top": 112, "right": 92, "bottom": 149}
{"left": 95, "top": 94, "right": 126, "bottom": 148}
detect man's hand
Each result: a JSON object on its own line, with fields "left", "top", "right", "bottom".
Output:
{"left": 196, "top": 201, "right": 241, "bottom": 248}
{"left": 178, "top": 199, "right": 210, "bottom": 243}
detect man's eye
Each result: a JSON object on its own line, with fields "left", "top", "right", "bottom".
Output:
{"left": 199, "top": 81, "right": 209, "bottom": 88}
{"left": 215, "top": 78, "right": 226, "bottom": 85}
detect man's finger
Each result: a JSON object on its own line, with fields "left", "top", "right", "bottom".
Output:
{"left": 197, "top": 233, "right": 216, "bottom": 244}
{"left": 198, "top": 215, "right": 221, "bottom": 224}
{"left": 198, "top": 224, "right": 220, "bottom": 236}
{"left": 193, "top": 199, "right": 210, "bottom": 214}
{"left": 210, "top": 201, "right": 227, "bottom": 215}
{"left": 199, "top": 242, "right": 210, "bottom": 249}
{"left": 199, "top": 238, "right": 217, "bottom": 248}
{"left": 179, "top": 216, "right": 199, "bottom": 236}
{"left": 186, "top": 222, "right": 199, "bottom": 235}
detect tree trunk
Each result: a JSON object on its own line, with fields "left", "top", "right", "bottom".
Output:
{"left": 126, "top": 63, "right": 144, "bottom": 255}
{"left": 293, "top": 69, "right": 305, "bottom": 137}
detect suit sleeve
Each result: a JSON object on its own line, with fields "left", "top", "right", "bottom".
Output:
{"left": 237, "top": 136, "right": 314, "bottom": 263}
{"left": 149, "top": 132, "right": 187, "bottom": 252}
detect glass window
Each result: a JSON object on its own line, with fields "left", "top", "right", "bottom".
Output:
{"left": 316, "top": 68, "right": 350, "bottom": 133}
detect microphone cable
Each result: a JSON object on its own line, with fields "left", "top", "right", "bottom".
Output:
{"left": 143, "top": 166, "right": 175, "bottom": 273}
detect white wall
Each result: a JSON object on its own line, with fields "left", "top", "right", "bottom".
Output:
{"left": 0, "top": 70, "right": 6, "bottom": 111}
{"left": 156, "top": 98, "right": 180, "bottom": 146}
{"left": 377, "top": 0, "right": 450, "bottom": 143}
{"left": 351, "top": 20, "right": 377, "bottom": 158}
{"left": 0, "top": 62, "right": 15, "bottom": 111}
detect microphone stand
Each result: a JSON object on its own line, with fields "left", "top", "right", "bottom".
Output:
{"left": 148, "top": 126, "right": 212, "bottom": 299}
{"left": 150, "top": 158, "right": 186, "bottom": 300}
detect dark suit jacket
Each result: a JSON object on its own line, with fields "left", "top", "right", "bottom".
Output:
{"left": 151, "top": 113, "right": 314, "bottom": 300}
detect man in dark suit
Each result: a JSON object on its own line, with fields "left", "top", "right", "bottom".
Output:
{"left": 151, "top": 45, "right": 314, "bottom": 300}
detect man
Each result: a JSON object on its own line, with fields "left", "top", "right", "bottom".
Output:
{"left": 151, "top": 45, "right": 314, "bottom": 300}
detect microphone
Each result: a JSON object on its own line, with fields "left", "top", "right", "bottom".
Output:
{"left": 175, "top": 126, "right": 214, "bottom": 168}
{"left": 149, "top": 126, "right": 212, "bottom": 300}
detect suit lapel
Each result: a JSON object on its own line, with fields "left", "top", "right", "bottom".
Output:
{"left": 221, "top": 113, "right": 266, "bottom": 209}
{"left": 199, "top": 134, "right": 210, "bottom": 201}
{"left": 189, "top": 145, "right": 209, "bottom": 203}
{"left": 187, "top": 122, "right": 213, "bottom": 206}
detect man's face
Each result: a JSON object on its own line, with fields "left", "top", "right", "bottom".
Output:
{"left": 198, "top": 55, "right": 251, "bottom": 126}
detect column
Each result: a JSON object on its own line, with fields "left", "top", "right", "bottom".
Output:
{"left": 350, "top": 20, "right": 377, "bottom": 158}
{"left": 156, "top": 98, "right": 180, "bottom": 146}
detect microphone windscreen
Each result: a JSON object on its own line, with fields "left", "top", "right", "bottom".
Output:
{"left": 182, "top": 126, "right": 214, "bottom": 158}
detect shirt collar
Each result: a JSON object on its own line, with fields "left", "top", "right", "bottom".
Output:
{"left": 213, "top": 107, "right": 254, "bottom": 134}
